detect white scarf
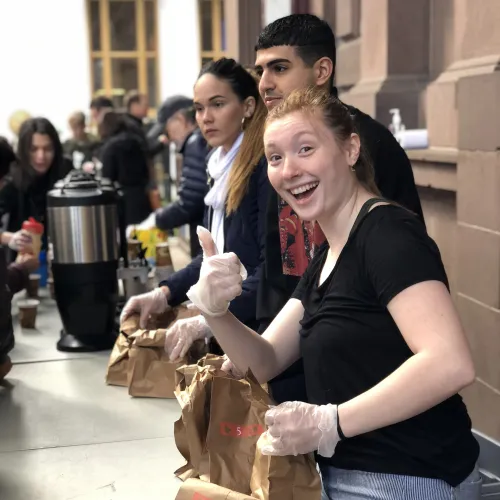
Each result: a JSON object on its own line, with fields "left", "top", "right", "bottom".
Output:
{"left": 204, "top": 133, "right": 244, "bottom": 253}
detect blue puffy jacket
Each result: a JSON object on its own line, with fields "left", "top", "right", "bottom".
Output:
{"left": 155, "top": 129, "right": 209, "bottom": 257}
{"left": 160, "top": 156, "right": 269, "bottom": 329}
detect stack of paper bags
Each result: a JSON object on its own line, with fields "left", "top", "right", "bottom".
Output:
{"left": 173, "top": 355, "right": 322, "bottom": 499}
{"left": 106, "top": 305, "right": 207, "bottom": 398}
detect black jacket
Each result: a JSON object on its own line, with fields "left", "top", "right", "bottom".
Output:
{"left": 0, "top": 158, "right": 73, "bottom": 253}
{"left": 161, "top": 157, "right": 269, "bottom": 329}
{"left": 0, "top": 247, "right": 29, "bottom": 359}
{"left": 155, "top": 129, "right": 209, "bottom": 257}
{"left": 101, "top": 131, "right": 152, "bottom": 226}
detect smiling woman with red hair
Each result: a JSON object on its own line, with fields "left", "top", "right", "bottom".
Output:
{"left": 186, "top": 87, "right": 481, "bottom": 500}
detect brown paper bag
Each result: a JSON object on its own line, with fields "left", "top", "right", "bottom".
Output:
{"left": 206, "top": 374, "right": 272, "bottom": 494}
{"left": 174, "top": 357, "right": 230, "bottom": 481}
{"left": 106, "top": 306, "right": 208, "bottom": 389}
{"left": 250, "top": 435, "right": 322, "bottom": 500}
{"left": 105, "top": 315, "right": 140, "bottom": 386}
{"left": 127, "top": 328, "right": 187, "bottom": 398}
{"left": 176, "top": 479, "right": 254, "bottom": 500}
{"left": 176, "top": 363, "right": 201, "bottom": 390}
{"left": 199, "top": 353, "right": 226, "bottom": 370}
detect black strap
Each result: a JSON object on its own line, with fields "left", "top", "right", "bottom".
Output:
{"left": 348, "top": 197, "right": 387, "bottom": 239}
{"left": 337, "top": 408, "right": 347, "bottom": 441}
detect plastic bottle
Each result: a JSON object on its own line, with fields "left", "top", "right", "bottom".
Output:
{"left": 389, "top": 108, "right": 404, "bottom": 135}
{"left": 21, "top": 217, "right": 44, "bottom": 258}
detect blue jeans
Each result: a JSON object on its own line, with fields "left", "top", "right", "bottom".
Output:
{"left": 320, "top": 465, "right": 482, "bottom": 500}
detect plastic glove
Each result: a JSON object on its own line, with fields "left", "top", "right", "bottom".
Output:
{"left": 165, "top": 314, "right": 212, "bottom": 361}
{"left": 221, "top": 355, "right": 245, "bottom": 379}
{"left": 120, "top": 288, "right": 169, "bottom": 329}
{"left": 126, "top": 212, "right": 157, "bottom": 238}
{"left": 260, "top": 401, "right": 339, "bottom": 458}
{"left": 186, "top": 226, "right": 247, "bottom": 317}
{"left": 8, "top": 230, "right": 32, "bottom": 252}
{"left": 82, "top": 161, "right": 95, "bottom": 173}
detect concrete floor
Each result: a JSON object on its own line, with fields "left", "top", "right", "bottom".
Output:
{"left": 0, "top": 241, "right": 192, "bottom": 500}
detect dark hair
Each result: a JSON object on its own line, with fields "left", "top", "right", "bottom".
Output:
{"left": 14, "top": 117, "right": 65, "bottom": 191}
{"left": 90, "top": 96, "right": 114, "bottom": 110}
{"left": 197, "top": 58, "right": 267, "bottom": 214}
{"left": 266, "top": 87, "right": 379, "bottom": 195}
{"left": 98, "top": 111, "right": 127, "bottom": 140}
{"left": 255, "top": 14, "right": 336, "bottom": 71}
{"left": 179, "top": 107, "right": 196, "bottom": 124}
{"left": 124, "top": 90, "right": 145, "bottom": 111}
{"left": 0, "top": 137, "right": 16, "bottom": 179}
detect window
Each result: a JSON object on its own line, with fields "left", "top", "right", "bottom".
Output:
{"left": 198, "top": 0, "right": 227, "bottom": 67}
{"left": 87, "top": 0, "right": 159, "bottom": 109}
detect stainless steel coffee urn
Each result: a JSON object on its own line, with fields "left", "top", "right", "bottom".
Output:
{"left": 47, "top": 171, "right": 126, "bottom": 352}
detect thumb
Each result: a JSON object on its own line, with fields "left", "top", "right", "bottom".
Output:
{"left": 197, "top": 226, "right": 218, "bottom": 258}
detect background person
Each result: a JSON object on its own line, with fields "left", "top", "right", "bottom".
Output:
{"left": 98, "top": 111, "right": 152, "bottom": 226}
{"left": 63, "top": 111, "right": 100, "bottom": 166}
{"left": 0, "top": 117, "right": 73, "bottom": 257}
{"left": 0, "top": 247, "right": 39, "bottom": 381}
{"left": 131, "top": 96, "right": 209, "bottom": 258}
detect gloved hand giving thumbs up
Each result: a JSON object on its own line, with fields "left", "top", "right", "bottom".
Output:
{"left": 186, "top": 226, "right": 247, "bottom": 317}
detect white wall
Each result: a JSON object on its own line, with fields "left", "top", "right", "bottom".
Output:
{"left": 158, "top": 0, "right": 201, "bottom": 101}
{"left": 264, "top": 0, "right": 292, "bottom": 26}
{"left": 0, "top": 0, "right": 91, "bottom": 142}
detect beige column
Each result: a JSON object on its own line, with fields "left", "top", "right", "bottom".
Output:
{"left": 224, "top": 0, "right": 263, "bottom": 67}
{"left": 446, "top": 0, "right": 500, "bottom": 441}
{"left": 334, "top": 0, "right": 361, "bottom": 93}
{"left": 309, "top": 0, "right": 335, "bottom": 25}
{"left": 341, "top": 0, "right": 430, "bottom": 129}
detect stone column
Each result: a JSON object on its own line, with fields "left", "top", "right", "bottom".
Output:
{"left": 447, "top": 0, "right": 500, "bottom": 442}
{"left": 224, "top": 0, "right": 263, "bottom": 67}
{"left": 334, "top": 0, "right": 361, "bottom": 94}
{"left": 309, "top": 0, "right": 336, "bottom": 25}
{"left": 341, "top": 0, "right": 430, "bottom": 129}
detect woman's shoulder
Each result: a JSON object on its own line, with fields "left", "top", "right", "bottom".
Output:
{"left": 355, "top": 203, "right": 440, "bottom": 258}
{"left": 362, "top": 203, "right": 425, "bottom": 232}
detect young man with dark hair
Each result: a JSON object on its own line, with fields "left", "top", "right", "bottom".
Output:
{"left": 253, "top": 14, "right": 424, "bottom": 404}
{"left": 124, "top": 90, "right": 149, "bottom": 122}
{"left": 89, "top": 96, "right": 114, "bottom": 124}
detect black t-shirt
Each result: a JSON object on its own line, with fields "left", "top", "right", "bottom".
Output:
{"left": 291, "top": 203, "right": 479, "bottom": 486}
{"left": 257, "top": 104, "right": 424, "bottom": 326}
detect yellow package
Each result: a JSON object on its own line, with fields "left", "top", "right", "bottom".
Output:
{"left": 130, "top": 228, "right": 168, "bottom": 260}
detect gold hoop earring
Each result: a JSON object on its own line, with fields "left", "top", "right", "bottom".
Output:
{"left": 241, "top": 117, "right": 246, "bottom": 130}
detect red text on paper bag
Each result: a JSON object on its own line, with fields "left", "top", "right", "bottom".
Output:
{"left": 219, "top": 422, "right": 265, "bottom": 438}
{"left": 193, "top": 493, "right": 210, "bottom": 500}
